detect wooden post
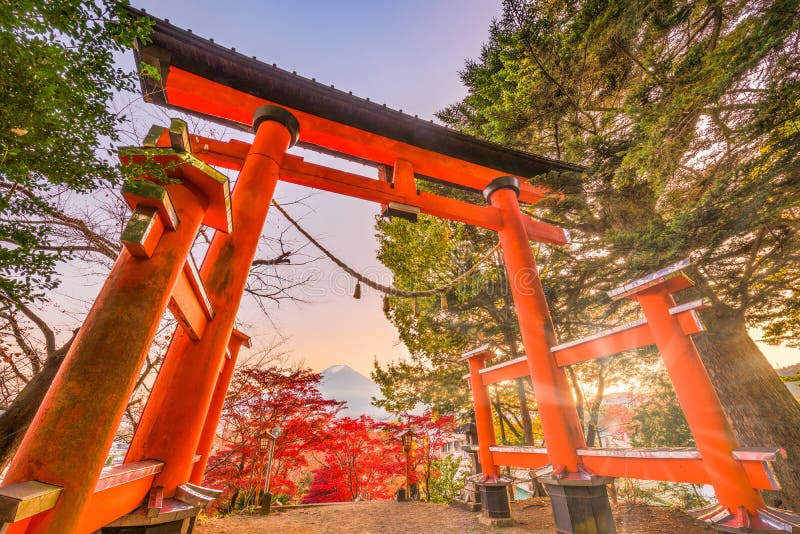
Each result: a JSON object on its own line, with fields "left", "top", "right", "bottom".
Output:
{"left": 190, "top": 330, "right": 251, "bottom": 484}
{"left": 125, "top": 106, "right": 299, "bottom": 496}
{"left": 636, "top": 288, "right": 764, "bottom": 514}
{"left": 463, "top": 347, "right": 500, "bottom": 480}
{"left": 483, "top": 177, "right": 585, "bottom": 472}
{"left": 1, "top": 184, "right": 208, "bottom": 534}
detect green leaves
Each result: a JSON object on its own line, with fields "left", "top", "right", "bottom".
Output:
{"left": 631, "top": 375, "right": 694, "bottom": 448}
{"left": 138, "top": 61, "right": 161, "bottom": 82}
{"left": 372, "top": 189, "right": 513, "bottom": 415}
{"left": 0, "top": 1, "right": 152, "bottom": 306}
{"left": 439, "top": 0, "right": 800, "bottom": 339}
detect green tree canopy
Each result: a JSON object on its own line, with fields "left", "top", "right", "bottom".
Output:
{"left": 0, "top": 0, "right": 151, "bottom": 306}
{"left": 630, "top": 375, "right": 694, "bottom": 449}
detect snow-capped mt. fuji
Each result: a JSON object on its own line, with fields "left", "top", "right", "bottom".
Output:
{"left": 318, "top": 364, "right": 391, "bottom": 420}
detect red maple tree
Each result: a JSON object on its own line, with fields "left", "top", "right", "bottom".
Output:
{"left": 204, "top": 365, "right": 461, "bottom": 508}
{"left": 382, "top": 411, "right": 457, "bottom": 501}
{"left": 303, "top": 411, "right": 458, "bottom": 503}
{"left": 203, "top": 365, "right": 343, "bottom": 510}
{"left": 303, "top": 415, "right": 400, "bottom": 503}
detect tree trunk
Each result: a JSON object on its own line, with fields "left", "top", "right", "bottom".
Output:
{"left": 0, "top": 335, "right": 73, "bottom": 471}
{"left": 424, "top": 463, "right": 431, "bottom": 502}
{"left": 504, "top": 328, "right": 535, "bottom": 444}
{"left": 229, "top": 489, "right": 240, "bottom": 512}
{"left": 567, "top": 367, "right": 586, "bottom": 430}
{"left": 585, "top": 363, "right": 607, "bottom": 447}
{"left": 694, "top": 308, "right": 800, "bottom": 509}
{"left": 493, "top": 390, "right": 508, "bottom": 443}
{"left": 516, "top": 378, "right": 534, "bottom": 444}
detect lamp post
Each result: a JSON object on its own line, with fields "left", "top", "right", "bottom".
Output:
{"left": 260, "top": 426, "right": 282, "bottom": 513}
{"left": 398, "top": 429, "right": 415, "bottom": 501}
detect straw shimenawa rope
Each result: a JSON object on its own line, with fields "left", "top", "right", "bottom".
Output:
{"left": 271, "top": 200, "right": 500, "bottom": 298}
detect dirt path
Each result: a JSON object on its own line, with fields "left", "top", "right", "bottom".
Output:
{"left": 195, "top": 498, "right": 715, "bottom": 533}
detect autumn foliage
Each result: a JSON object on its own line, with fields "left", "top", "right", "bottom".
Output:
{"left": 203, "top": 364, "right": 460, "bottom": 510}
{"left": 302, "top": 416, "right": 400, "bottom": 503}
{"left": 203, "top": 365, "right": 343, "bottom": 509}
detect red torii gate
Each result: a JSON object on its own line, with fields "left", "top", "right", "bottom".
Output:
{"left": 0, "top": 10, "right": 573, "bottom": 534}
{"left": 0, "top": 8, "right": 796, "bottom": 534}
{"left": 465, "top": 261, "right": 800, "bottom": 532}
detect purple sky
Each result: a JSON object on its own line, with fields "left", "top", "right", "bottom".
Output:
{"left": 127, "top": 1, "right": 505, "bottom": 375}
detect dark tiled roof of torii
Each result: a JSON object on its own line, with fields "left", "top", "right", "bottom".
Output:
{"left": 126, "top": 6, "right": 584, "bottom": 187}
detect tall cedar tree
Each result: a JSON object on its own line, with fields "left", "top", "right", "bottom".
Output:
{"left": 434, "top": 0, "right": 800, "bottom": 507}
{"left": 0, "top": 1, "right": 151, "bottom": 306}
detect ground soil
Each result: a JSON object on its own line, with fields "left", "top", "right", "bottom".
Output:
{"left": 195, "top": 498, "right": 715, "bottom": 533}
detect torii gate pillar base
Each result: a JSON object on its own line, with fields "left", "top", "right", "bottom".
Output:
{"left": 476, "top": 476, "right": 514, "bottom": 526}
{"left": 539, "top": 473, "right": 616, "bottom": 534}
{"left": 101, "top": 516, "right": 195, "bottom": 534}
{"left": 478, "top": 515, "right": 515, "bottom": 528}
{"left": 689, "top": 503, "right": 800, "bottom": 533}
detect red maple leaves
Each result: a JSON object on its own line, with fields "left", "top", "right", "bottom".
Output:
{"left": 203, "top": 364, "right": 458, "bottom": 509}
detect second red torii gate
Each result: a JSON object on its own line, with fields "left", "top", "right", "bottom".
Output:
{"left": 464, "top": 261, "right": 800, "bottom": 532}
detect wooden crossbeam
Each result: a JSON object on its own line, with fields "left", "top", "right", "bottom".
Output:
{"left": 168, "top": 256, "right": 214, "bottom": 341}
{"left": 189, "top": 134, "right": 250, "bottom": 170}
{"left": 161, "top": 66, "right": 556, "bottom": 205}
{"left": 77, "top": 460, "right": 166, "bottom": 532}
{"left": 121, "top": 180, "right": 180, "bottom": 231}
{"left": 78, "top": 461, "right": 173, "bottom": 532}
{"left": 119, "top": 147, "right": 233, "bottom": 233}
{"left": 174, "top": 483, "right": 221, "bottom": 509}
{"left": 552, "top": 300, "right": 706, "bottom": 366}
{"left": 0, "top": 481, "right": 62, "bottom": 523}
{"left": 280, "top": 155, "right": 503, "bottom": 232}
{"left": 129, "top": 8, "right": 584, "bottom": 211}
{"left": 119, "top": 180, "right": 176, "bottom": 259}
{"left": 475, "top": 356, "right": 527, "bottom": 385}
{"left": 121, "top": 208, "right": 166, "bottom": 258}
{"left": 476, "top": 301, "right": 707, "bottom": 385}
{"left": 607, "top": 258, "right": 692, "bottom": 300}
{"left": 488, "top": 446, "right": 780, "bottom": 490}
{"left": 175, "top": 133, "right": 568, "bottom": 245}
{"left": 0, "top": 462, "right": 166, "bottom": 532}
{"left": 102, "top": 498, "right": 199, "bottom": 528}
{"left": 230, "top": 329, "right": 252, "bottom": 350}
{"left": 93, "top": 460, "right": 164, "bottom": 493}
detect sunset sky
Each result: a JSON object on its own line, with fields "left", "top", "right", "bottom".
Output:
{"left": 98, "top": 0, "right": 800, "bottom": 377}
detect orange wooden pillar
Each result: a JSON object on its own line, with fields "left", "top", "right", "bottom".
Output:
{"left": 190, "top": 329, "right": 251, "bottom": 484}
{"left": 462, "top": 346, "right": 500, "bottom": 480}
{"left": 1, "top": 183, "right": 208, "bottom": 534}
{"left": 485, "top": 176, "right": 615, "bottom": 533}
{"left": 636, "top": 288, "right": 764, "bottom": 517}
{"left": 125, "top": 106, "right": 299, "bottom": 495}
{"left": 483, "top": 177, "right": 585, "bottom": 473}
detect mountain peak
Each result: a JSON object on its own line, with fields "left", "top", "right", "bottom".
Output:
{"left": 318, "top": 364, "right": 390, "bottom": 420}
